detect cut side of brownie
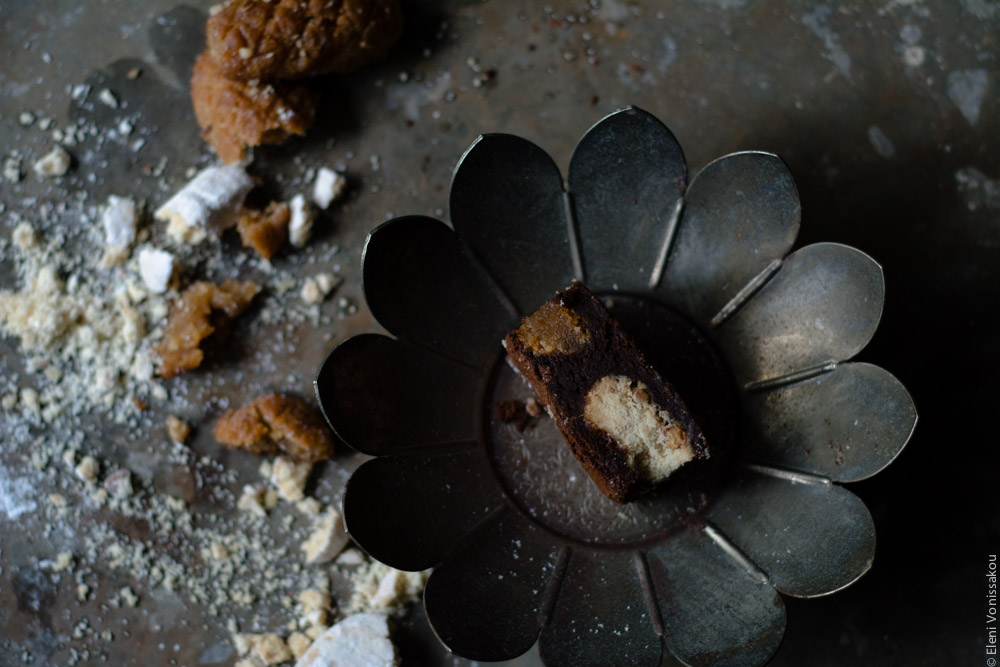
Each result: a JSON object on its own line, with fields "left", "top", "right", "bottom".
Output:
{"left": 503, "top": 282, "right": 707, "bottom": 503}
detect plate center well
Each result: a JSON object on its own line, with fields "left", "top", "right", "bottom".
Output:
{"left": 486, "top": 294, "right": 738, "bottom": 546}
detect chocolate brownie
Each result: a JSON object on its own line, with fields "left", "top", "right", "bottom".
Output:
{"left": 503, "top": 282, "right": 707, "bottom": 503}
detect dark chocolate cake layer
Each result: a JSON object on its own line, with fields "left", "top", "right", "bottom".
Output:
{"left": 503, "top": 282, "right": 707, "bottom": 503}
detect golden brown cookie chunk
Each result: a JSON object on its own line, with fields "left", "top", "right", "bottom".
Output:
{"left": 155, "top": 279, "right": 261, "bottom": 378}
{"left": 214, "top": 393, "right": 335, "bottom": 462}
{"left": 206, "top": 0, "right": 404, "bottom": 81}
{"left": 190, "top": 51, "right": 317, "bottom": 164}
{"left": 237, "top": 202, "right": 290, "bottom": 259}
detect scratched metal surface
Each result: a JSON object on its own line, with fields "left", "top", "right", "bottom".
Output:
{"left": 0, "top": 1, "right": 997, "bottom": 666}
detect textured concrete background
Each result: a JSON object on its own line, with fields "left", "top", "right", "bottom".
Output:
{"left": 1, "top": 1, "right": 996, "bottom": 665}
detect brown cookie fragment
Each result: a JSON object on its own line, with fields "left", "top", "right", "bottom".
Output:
{"left": 155, "top": 279, "right": 261, "bottom": 378}
{"left": 214, "top": 393, "right": 335, "bottom": 462}
{"left": 495, "top": 400, "right": 538, "bottom": 432}
{"left": 237, "top": 202, "right": 290, "bottom": 259}
{"left": 206, "top": 0, "right": 404, "bottom": 82}
{"left": 190, "top": 51, "right": 317, "bottom": 164}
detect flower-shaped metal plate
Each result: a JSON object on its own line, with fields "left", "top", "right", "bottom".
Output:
{"left": 314, "top": 107, "right": 917, "bottom": 667}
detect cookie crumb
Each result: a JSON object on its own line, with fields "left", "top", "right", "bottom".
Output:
{"left": 12, "top": 222, "right": 37, "bottom": 250}
{"left": 104, "top": 470, "right": 134, "bottom": 499}
{"left": 3, "top": 156, "right": 22, "bottom": 183}
{"left": 237, "top": 202, "right": 290, "bottom": 260}
{"left": 301, "top": 508, "right": 349, "bottom": 564}
{"left": 154, "top": 279, "right": 260, "bottom": 377}
{"left": 300, "top": 272, "right": 339, "bottom": 305}
{"left": 271, "top": 456, "right": 312, "bottom": 501}
{"left": 287, "top": 631, "right": 312, "bottom": 659}
{"left": 253, "top": 633, "right": 291, "bottom": 665}
{"left": 237, "top": 484, "right": 268, "bottom": 517}
{"left": 295, "top": 497, "right": 322, "bottom": 517}
{"left": 120, "top": 586, "right": 139, "bottom": 607}
{"left": 74, "top": 455, "right": 99, "bottom": 485}
{"left": 166, "top": 415, "right": 191, "bottom": 443}
{"left": 33, "top": 146, "right": 72, "bottom": 178}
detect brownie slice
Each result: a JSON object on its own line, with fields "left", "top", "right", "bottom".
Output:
{"left": 503, "top": 282, "right": 707, "bottom": 503}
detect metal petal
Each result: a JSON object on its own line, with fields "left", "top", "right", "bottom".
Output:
{"left": 314, "top": 334, "right": 481, "bottom": 456}
{"left": 539, "top": 549, "right": 662, "bottom": 667}
{"left": 424, "top": 507, "right": 563, "bottom": 662}
{"left": 742, "top": 362, "right": 917, "bottom": 482}
{"left": 715, "top": 243, "right": 884, "bottom": 387}
{"left": 342, "top": 447, "right": 505, "bottom": 571}
{"left": 646, "top": 526, "right": 785, "bottom": 667}
{"left": 568, "top": 107, "right": 687, "bottom": 292}
{"left": 659, "top": 152, "right": 800, "bottom": 326}
{"left": 362, "top": 216, "right": 519, "bottom": 370}
{"left": 450, "top": 134, "right": 576, "bottom": 313}
{"left": 705, "top": 467, "right": 876, "bottom": 598}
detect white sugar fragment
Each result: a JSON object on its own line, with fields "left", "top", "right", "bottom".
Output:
{"left": 98, "top": 88, "right": 119, "bottom": 109}
{"left": 104, "top": 470, "right": 133, "bottom": 499}
{"left": 312, "top": 168, "right": 347, "bottom": 209}
{"left": 288, "top": 193, "right": 316, "bottom": 248}
{"left": 3, "top": 157, "right": 22, "bottom": 183}
{"left": 137, "top": 247, "right": 175, "bottom": 294}
{"left": 70, "top": 84, "right": 90, "bottom": 101}
{"left": 102, "top": 195, "right": 138, "bottom": 248}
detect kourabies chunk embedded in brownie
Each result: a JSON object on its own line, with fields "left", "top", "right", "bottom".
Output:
{"left": 503, "top": 282, "right": 707, "bottom": 503}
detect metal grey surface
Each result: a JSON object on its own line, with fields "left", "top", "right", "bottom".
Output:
{"left": 539, "top": 549, "right": 662, "bottom": 667}
{"left": 316, "top": 333, "right": 481, "bottom": 455}
{"left": 706, "top": 468, "right": 877, "bottom": 599}
{"left": 742, "top": 362, "right": 917, "bottom": 482}
{"left": 716, "top": 243, "right": 884, "bottom": 387}
{"left": 424, "top": 506, "right": 562, "bottom": 661}
{"left": 362, "top": 215, "right": 519, "bottom": 370}
{"left": 321, "top": 109, "right": 902, "bottom": 666}
{"left": 647, "top": 525, "right": 786, "bottom": 667}
{"left": 658, "top": 152, "right": 800, "bottom": 327}
{"left": 450, "top": 134, "right": 575, "bottom": 314}
{"left": 568, "top": 107, "right": 687, "bottom": 292}
{"left": 342, "top": 446, "right": 505, "bottom": 572}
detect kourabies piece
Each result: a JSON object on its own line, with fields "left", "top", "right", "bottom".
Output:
{"left": 503, "top": 281, "right": 707, "bottom": 503}
{"left": 154, "top": 163, "right": 254, "bottom": 243}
